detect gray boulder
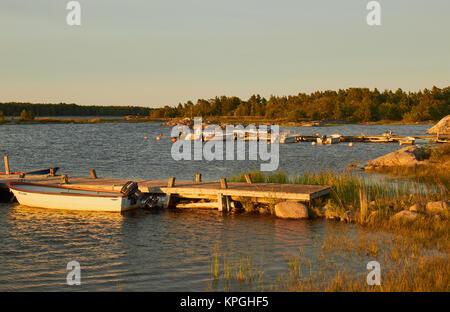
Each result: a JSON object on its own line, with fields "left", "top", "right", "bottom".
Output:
{"left": 427, "top": 115, "right": 450, "bottom": 135}
{"left": 392, "top": 210, "right": 419, "bottom": 221}
{"left": 426, "top": 201, "right": 450, "bottom": 214}
{"left": 274, "top": 201, "right": 309, "bottom": 219}
{"left": 365, "top": 146, "right": 426, "bottom": 169}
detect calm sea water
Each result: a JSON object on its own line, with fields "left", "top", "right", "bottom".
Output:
{"left": 0, "top": 123, "right": 432, "bottom": 291}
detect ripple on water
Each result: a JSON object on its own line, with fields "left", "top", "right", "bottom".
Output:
{"left": 0, "top": 203, "right": 362, "bottom": 291}
{"left": 0, "top": 123, "right": 431, "bottom": 290}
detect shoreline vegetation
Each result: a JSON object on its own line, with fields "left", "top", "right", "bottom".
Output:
{"left": 0, "top": 116, "right": 438, "bottom": 127}
{"left": 1, "top": 86, "right": 449, "bottom": 126}
{"left": 218, "top": 143, "right": 449, "bottom": 291}
{"left": 0, "top": 116, "right": 165, "bottom": 125}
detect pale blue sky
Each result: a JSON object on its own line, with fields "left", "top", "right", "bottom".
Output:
{"left": 1, "top": 0, "right": 449, "bottom": 107}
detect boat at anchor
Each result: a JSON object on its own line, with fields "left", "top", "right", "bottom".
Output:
{"left": 6, "top": 181, "right": 141, "bottom": 212}
{"left": 0, "top": 167, "right": 59, "bottom": 176}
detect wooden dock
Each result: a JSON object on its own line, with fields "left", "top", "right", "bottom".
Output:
{"left": 0, "top": 174, "right": 331, "bottom": 211}
{"left": 283, "top": 134, "right": 448, "bottom": 144}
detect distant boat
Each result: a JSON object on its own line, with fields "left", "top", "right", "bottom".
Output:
{"left": 279, "top": 135, "right": 298, "bottom": 144}
{"left": 317, "top": 134, "right": 340, "bottom": 145}
{"left": 183, "top": 133, "right": 202, "bottom": 141}
{"left": 6, "top": 182, "right": 140, "bottom": 212}
{"left": 204, "top": 132, "right": 235, "bottom": 142}
{"left": 399, "top": 137, "right": 416, "bottom": 146}
{"left": 367, "top": 137, "right": 392, "bottom": 143}
{"left": 0, "top": 167, "right": 59, "bottom": 176}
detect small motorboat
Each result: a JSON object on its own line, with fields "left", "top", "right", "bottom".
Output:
{"left": 7, "top": 181, "right": 141, "bottom": 212}
{"left": 0, "top": 167, "right": 59, "bottom": 176}
{"left": 183, "top": 132, "right": 202, "bottom": 141}
{"left": 279, "top": 135, "right": 298, "bottom": 144}
{"left": 382, "top": 130, "right": 394, "bottom": 137}
{"left": 329, "top": 134, "right": 342, "bottom": 143}
{"left": 317, "top": 135, "right": 340, "bottom": 145}
{"left": 399, "top": 137, "right": 416, "bottom": 146}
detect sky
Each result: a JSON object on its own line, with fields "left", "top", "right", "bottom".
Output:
{"left": 0, "top": 0, "right": 449, "bottom": 107}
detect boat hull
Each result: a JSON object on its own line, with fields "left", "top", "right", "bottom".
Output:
{"left": 399, "top": 137, "right": 415, "bottom": 146}
{"left": 317, "top": 137, "right": 340, "bottom": 144}
{"left": 8, "top": 183, "right": 139, "bottom": 212}
{"left": 0, "top": 167, "right": 59, "bottom": 176}
{"left": 280, "top": 136, "right": 298, "bottom": 144}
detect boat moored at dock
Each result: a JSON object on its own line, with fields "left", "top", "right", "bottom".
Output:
{"left": 399, "top": 137, "right": 416, "bottom": 146}
{"left": 317, "top": 134, "right": 341, "bottom": 145}
{"left": 0, "top": 167, "right": 59, "bottom": 176}
{"left": 6, "top": 182, "right": 141, "bottom": 212}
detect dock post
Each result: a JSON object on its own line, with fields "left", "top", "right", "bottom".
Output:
{"left": 165, "top": 177, "right": 176, "bottom": 209}
{"left": 4, "top": 155, "right": 10, "bottom": 175}
{"left": 195, "top": 173, "right": 202, "bottom": 182}
{"left": 164, "top": 194, "right": 174, "bottom": 209}
{"left": 90, "top": 169, "right": 98, "bottom": 179}
{"left": 220, "top": 178, "right": 228, "bottom": 189}
{"left": 61, "top": 174, "right": 69, "bottom": 184}
{"left": 219, "top": 178, "right": 231, "bottom": 212}
{"left": 217, "top": 194, "right": 224, "bottom": 212}
{"left": 244, "top": 174, "right": 253, "bottom": 184}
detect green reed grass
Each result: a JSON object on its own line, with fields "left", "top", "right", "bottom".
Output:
{"left": 230, "top": 169, "right": 447, "bottom": 212}
{"left": 208, "top": 247, "right": 265, "bottom": 291}
{"left": 225, "top": 163, "right": 449, "bottom": 291}
{"left": 208, "top": 224, "right": 449, "bottom": 292}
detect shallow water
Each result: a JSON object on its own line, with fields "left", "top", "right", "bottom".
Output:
{"left": 0, "top": 123, "right": 432, "bottom": 291}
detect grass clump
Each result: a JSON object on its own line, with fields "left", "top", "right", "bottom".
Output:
{"left": 230, "top": 169, "right": 447, "bottom": 216}
{"left": 229, "top": 169, "right": 449, "bottom": 252}
{"left": 207, "top": 246, "right": 265, "bottom": 291}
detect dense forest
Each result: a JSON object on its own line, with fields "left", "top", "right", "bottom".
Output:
{"left": 150, "top": 87, "right": 450, "bottom": 122}
{"left": 1, "top": 87, "right": 449, "bottom": 122}
{"left": 0, "top": 102, "right": 151, "bottom": 117}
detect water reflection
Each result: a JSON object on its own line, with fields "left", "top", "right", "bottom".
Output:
{"left": 2, "top": 204, "right": 127, "bottom": 291}
{"left": 0, "top": 202, "right": 365, "bottom": 291}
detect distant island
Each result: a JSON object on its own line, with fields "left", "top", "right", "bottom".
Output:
{"left": 0, "top": 102, "right": 151, "bottom": 117}
{"left": 1, "top": 87, "right": 448, "bottom": 124}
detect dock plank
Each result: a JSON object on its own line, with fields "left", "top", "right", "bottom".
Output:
{"left": 0, "top": 175, "right": 331, "bottom": 202}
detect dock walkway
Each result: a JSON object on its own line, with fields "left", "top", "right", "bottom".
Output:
{"left": 0, "top": 174, "right": 331, "bottom": 210}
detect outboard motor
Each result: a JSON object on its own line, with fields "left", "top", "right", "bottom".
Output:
{"left": 141, "top": 194, "right": 159, "bottom": 210}
{"left": 121, "top": 181, "right": 142, "bottom": 206}
{"left": 120, "top": 181, "right": 159, "bottom": 209}
{"left": 121, "top": 181, "right": 140, "bottom": 197}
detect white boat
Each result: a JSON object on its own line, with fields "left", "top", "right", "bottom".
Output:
{"left": 330, "top": 134, "right": 342, "bottom": 143}
{"left": 232, "top": 129, "right": 261, "bottom": 141}
{"left": 317, "top": 134, "right": 340, "bottom": 145}
{"left": 204, "top": 132, "right": 235, "bottom": 141}
{"left": 279, "top": 135, "right": 298, "bottom": 144}
{"left": 7, "top": 182, "right": 141, "bottom": 212}
{"left": 183, "top": 132, "right": 202, "bottom": 141}
{"left": 399, "top": 137, "right": 416, "bottom": 146}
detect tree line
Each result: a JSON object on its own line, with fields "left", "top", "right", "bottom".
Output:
{"left": 1, "top": 87, "right": 449, "bottom": 122}
{"left": 150, "top": 86, "right": 449, "bottom": 122}
{"left": 0, "top": 102, "right": 151, "bottom": 117}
